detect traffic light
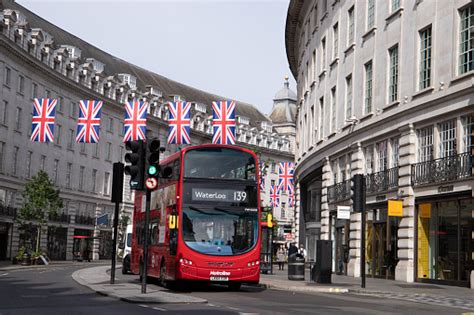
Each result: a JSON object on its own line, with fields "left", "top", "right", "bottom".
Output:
{"left": 147, "top": 138, "right": 161, "bottom": 178}
{"left": 124, "top": 140, "right": 146, "bottom": 190}
{"left": 351, "top": 174, "right": 365, "bottom": 212}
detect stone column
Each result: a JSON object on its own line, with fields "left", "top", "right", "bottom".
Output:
{"left": 395, "top": 124, "right": 416, "bottom": 283}
{"left": 66, "top": 202, "right": 77, "bottom": 261}
{"left": 348, "top": 142, "right": 364, "bottom": 277}
{"left": 92, "top": 204, "right": 101, "bottom": 261}
{"left": 320, "top": 157, "right": 331, "bottom": 240}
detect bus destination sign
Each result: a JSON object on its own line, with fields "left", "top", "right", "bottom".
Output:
{"left": 191, "top": 188, "right": 248, "bottom": 203}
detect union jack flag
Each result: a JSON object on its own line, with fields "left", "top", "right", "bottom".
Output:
{"left": 167, "top": 101, "right": 191, "bottom": 144}
{"left": 31, "top": 98, "right": 57, "bottom": 142}
{"left": 212, "top": 100, "right": 236, "bottom": 145}
{"left": 288, "top": 191, "right": 295, "bottom": 208}
{"left": 123, "top": 101, "right": 148, "bottom": 142}
{"left": 76, "top": 100, "right": 103, "bottom": 143}
{"left": 269, "top": 185, "right": 280, "bottom": 208}
{"left": 278, "top": 162, "right": 295, "bottom": 192}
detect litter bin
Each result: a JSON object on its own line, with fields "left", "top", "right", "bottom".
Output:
{"left": 313, "top": 240, "right": 332, "bottom": 283}
{"left": 288, "top": 255, "right": 305, "bottom": 280}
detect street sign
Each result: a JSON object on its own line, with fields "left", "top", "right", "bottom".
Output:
{"left": 145, "top": 177, "right": 158, "bottom": 190}
{"left": 337, "top": 205, "right": 351, "bottom": 219}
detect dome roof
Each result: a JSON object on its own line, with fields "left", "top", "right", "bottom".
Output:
{"left": 274, "top": 76, "right": 297, "bottom": 101}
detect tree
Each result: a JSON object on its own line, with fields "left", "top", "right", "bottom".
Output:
{"left": 16, "top": 170, "right": 63, "bottom": 253}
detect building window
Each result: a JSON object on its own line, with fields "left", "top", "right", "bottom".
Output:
{"left": 365, "top": 145, "right": 374, "bottom": 174}
{"left": 55, "top": 124, "right": 62, "bottom": 146}
{"left": 17, "top": 75, "right": 24, "bottom": 94}
{"left": 104, "top": 172, "right": 110, "bottom": 195}
{"left": 45, "top": 89, "right": 51, "bottom": 99}
{"left": 15, "top": 107, "right": 22, "bottom": 131}
{"left": 80, "top": 142, "right": 86, "bottom": 154}
{"left": 12, "top": 147, "right": 19, "bottom": 175}
{"left": 270, "top": 179, "right": 275, "bottom": 187}
{"left": 459, "top": 5, "right": 474, "bottom": 74}
{"left": 391, "top": 0, "right": 400, "bottom": 12}
{"left": 1, "top": 100, "right": 7, "bottom": 124}
{"left": 322, "top": 0, "right": 327, "bottom": 13}
{"left": 31, "top": 82, "right": 38, "bottom": 99}
{"left": 319, "top": 96, "right": 324, "bottom": 139}
{"left": 311, "top": 105, "right": 316, "bottom": 145}
{"left": 68, "top": 129, "right": 74, "bottom": 150}
{"left": 313, "top": 4, "right": 318, "bottom": 29}
{"left": 53, "top": 159, "right": 59, "bottom": 184}
{"left": 40, "top": 155, "right": 46, "bottom": 171}
{"left": 57, "top": 96, "right": 63, "bottom": 113}
{"left": 331, "top": 87, "right": 336, "bottom": 133}
{"left": 321, "top": 37, "right": 326, "bottom": 71}
{"left": 94, "top": 144, "right": 99, "bottom": 158}
{"left": 24, "top": 151, "right": 32, "bottom": 179}
{"left": 332, "top": 23, "right": 338, "bottom": 60}
{"left": 311, "top": 50, "right": 316, "bottom": 82}
{"left": 348, "top": 6, "right": 355, "bottom": 45}
{"left": 92, "top": 169, "right": 97, "bottom": 193}
{"left": 377, "top": 140, "right": 388, "bottom": 171}
{"left": 66, "top": 163, "right": 72, "bottom": 188}
{"left": 0, "top": 142, "right": 4, "bottom": 173}
{"left": 345, "top": 75, "right": 352, "bottom": 119}
{"left": 79, "top": 166, "right": 85, "bottom": 190}
{"left": 462, "top": 115, "right": 474, "bottom": 153}
{"left": 106, "top": 142, "right": 112, "bottom": 161}
{"left": 365, "top": 61, "right": 373, "bottom": 114}
{"left": 438, "top": 119, "right": 457, "bottom": 158}
{"left": 391, "top": 138, "right": 399, "bottom": 168}
{"left": 281, "top": 203, "right": 286, "bottom": 219}
{"left": 417, "top": 126, "right": 434, "bottom": 162}
{"left": 4, "top": 67, "right": 11, "bottom": 86}
{"left": 69, "top": 101, "right": 76, "bottom": 118}
{"left": 419, "top": 26, "right": 432, "bottom": 90}
{"left": 389, "top": 45, "right": 399, "bottom": 103}
{"left": 367, "top": 0, "right": 375, "bottom": 29}
{"left": 107, "top": 117, "right": 114, "bottom": 133}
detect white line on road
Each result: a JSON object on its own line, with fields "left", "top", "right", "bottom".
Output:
{"left": 0, "top": 273, "right": 8, "bottom": 276}
{"left": 152, "top": 307, "right": 167, "bottom": 311}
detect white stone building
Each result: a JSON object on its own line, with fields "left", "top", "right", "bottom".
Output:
{"left": 286, "top": 0, "right": 473, "bottom": 287}
{"left": 0, "top": 0, "right": 295, "bottom": 261}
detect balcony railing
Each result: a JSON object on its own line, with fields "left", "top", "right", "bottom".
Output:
{"left": 0, "top": 203, "right": 16, "bottom": 217}
{"left": 49, "top": 212, "right": 70, "bottom": 223}
{"left": 366, "top": 167, "right": 399, "bottom": 194}
{"left": 75, "top": 215, "right": 95, "bottom": 226}
{"left": 412, "top": 152, "right": 472, "bottom": 186}
{"left": 327, "top": 179, "right": 351, "bottom": 203}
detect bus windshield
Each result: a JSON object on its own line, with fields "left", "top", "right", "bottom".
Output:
{"left": 184, "top": 148, "right": 256, "bottom": 180}
{"left": 182, "top": 206, "right": 258, "bottom": 256}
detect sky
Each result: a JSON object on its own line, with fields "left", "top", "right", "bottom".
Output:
{"left": 17, "top": 0, "right": 296, "bottom": 116}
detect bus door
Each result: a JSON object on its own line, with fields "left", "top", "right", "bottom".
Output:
{"left": 166, "top": 205, "right": 179, "bottom": 276}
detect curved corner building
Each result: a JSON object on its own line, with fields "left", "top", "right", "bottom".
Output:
{"left": 286, "top": 0, "right": 473, "bottom": 287}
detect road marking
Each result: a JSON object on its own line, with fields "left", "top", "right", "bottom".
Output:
{"left": 0, "top": 273, "right": 8, "bottom": 276}
{"left": 226, "top": 306, "right": 241, "bottom": 311}
{"left": 152, "top": 307, "right": 167, "bottom": 311}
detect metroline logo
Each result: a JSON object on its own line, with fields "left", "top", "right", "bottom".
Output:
{"left": 210, "top": 271, "right": 231, "bottom": 276}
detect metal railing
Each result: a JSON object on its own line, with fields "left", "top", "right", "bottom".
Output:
{"left": 49, "top": 212, "right": 70, "bottom": 223}
{"left": 0, "top": 203, "right": 16, "bottom": 217}
{"left": 366, "top": 167, "right": 399, "bottom": 194}
{"left": 75, "top": 215, "right": 95, "bottom": 226}
{"left": 412, "top": 152, "right": 472, "bottom": 186}
{"left": 327, "top": 179, "right": 351, "bottom": 203}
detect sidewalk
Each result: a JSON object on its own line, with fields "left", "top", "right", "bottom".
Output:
{"left": 0, "top": 259, "right": 108, "bottom": 271}
{"left": 72, "top": 266, "right": 207, "bottom": 304}
{"left": 260, "top": 267, "right": 474, "bottom": 311}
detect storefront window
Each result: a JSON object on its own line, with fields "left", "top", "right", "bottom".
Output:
{"left": 417, "top": 198, "right": 473, "bottom": 284}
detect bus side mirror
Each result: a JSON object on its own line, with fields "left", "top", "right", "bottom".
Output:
{"left": 118, "top": 242, "right": 125, "bottom": 250}
{"left": 161, "top": 166, "right": 173, "bottom": 179}
{"left": 168, "top": 215, "right": 178, "bottom": 229}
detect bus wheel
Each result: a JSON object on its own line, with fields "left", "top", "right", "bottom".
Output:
{"left": 159, "top": 262, "right": 167, "bottom": 288}
{"left": 228, "top": 282, "right": 241, "bottom": 291}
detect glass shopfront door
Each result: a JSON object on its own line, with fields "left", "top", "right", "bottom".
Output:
{"left": 417, "top": 198, "right": 473, "bottom": 286}
{"left": 366, "top": 208, "right": 399, "bottom": 279}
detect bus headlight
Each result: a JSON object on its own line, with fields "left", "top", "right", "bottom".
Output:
{"left": 180, "top": 258, "right": 194, "bottom": 266}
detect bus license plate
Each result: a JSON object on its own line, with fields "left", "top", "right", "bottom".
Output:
{"left": 210, "top": 276, "right": 229, "bottom": 281}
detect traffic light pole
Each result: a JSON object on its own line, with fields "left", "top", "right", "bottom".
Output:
{"left": 141, "top": 188, "right": 151, "bottom": 294}
{"left": 360, "top": 201, "right": 366, "bottom": 289}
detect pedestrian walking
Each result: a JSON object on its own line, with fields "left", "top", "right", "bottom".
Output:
{"left": 288, "top": 242, "right": 298, "bottom": 259}
{"left": 277, "top": 247, "right": 286, "bottom": 270}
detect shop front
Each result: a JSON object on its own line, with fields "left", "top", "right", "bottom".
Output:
{"left": 365, "top": 204, "right": 400, "bottom": 279}
{"left": 329, "top": 207, "right": 350, "bottom": 275}
{"left": 47, "top": 227, "right": 67, "bottom": 260}
{"left": 416, "top": 194, "right": 473, "bottom": 287}
{"left": 0, "top": 222, "right": 11, "bottom": 260}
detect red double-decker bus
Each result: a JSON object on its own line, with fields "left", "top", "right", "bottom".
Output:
{"left": 130, "top": 144, "right": 261, "bottom": 289}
